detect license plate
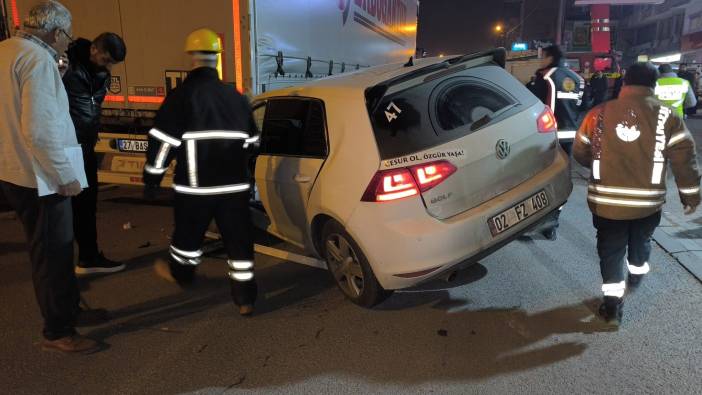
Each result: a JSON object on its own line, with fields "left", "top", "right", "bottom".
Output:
{"left": 117, "top": 139, "right": 148, "bottom": 152}
{"left": 488, "top": 190, "right": 550, "bottom": 236}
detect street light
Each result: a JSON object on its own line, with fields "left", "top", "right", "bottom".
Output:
{"left": 494, "top": 24, "right": 506, "bottom": 48}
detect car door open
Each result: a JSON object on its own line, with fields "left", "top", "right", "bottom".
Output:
{"left": 254, "top": 98, "right": 328, "bottom": 248}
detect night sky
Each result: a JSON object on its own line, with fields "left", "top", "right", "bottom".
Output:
{"left": 417, "top": 0, "right": 510, "bottom": 56}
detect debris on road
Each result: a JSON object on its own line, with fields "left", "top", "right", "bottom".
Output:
{"left": 122, "top": 222, "right": 132, "bottom": 230}
{"left": 227, "top": 375, "right": 246, "bottom": 388}
{"left": 138, "top": 241, "right": 151, "bottom": 249}
{"left": 437, "top": 329, "right": 448, "bottom": 337}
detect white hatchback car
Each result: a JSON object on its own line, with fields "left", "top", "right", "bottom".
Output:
{"left": 252, "top": 49, "right": 572, "bottom": 307}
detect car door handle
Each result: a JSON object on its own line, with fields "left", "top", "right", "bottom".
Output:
{"left": 294, "top": 174, "right": 312, "bottom": 183}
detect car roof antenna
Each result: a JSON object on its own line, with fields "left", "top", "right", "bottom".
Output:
{"left": 404, "top": 56, "right": 414, "bottom": 67}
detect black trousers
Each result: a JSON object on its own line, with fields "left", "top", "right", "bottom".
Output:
{"left": 170, "top": 192, "right": 257, "bottom": 306}
{"left": 1, "top": 181, "right": 79, "bottom": 340}
{"left": 559, "top": 141, "right": 573, "bottom": 156}
{"left": 71, "top": 143, "right": 99, "bottom": 261}
{"left": 592, "top": 211, "right": 662, "bottom": 297}
{"left": 544, "top": 141, "right": 572, "bottom": 232}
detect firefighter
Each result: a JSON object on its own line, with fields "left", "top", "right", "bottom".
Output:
{"left": 655, "top": 64, "right": 697, "bottom": 118}
{"left": 143, "top": 28, "right": 259, "bottom": 316}
{"left": 528, "top": 45, "right": 585, "bottom": 240}
{"left": 573, "top": 62, "right": 700, "bottom": 325}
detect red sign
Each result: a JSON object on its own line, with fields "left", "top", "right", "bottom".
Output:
{"left": 594, "top": 57, "right": 612, "bottom": 71}
{"left": 591, "top": 4, "right": 610, "bottom": 53}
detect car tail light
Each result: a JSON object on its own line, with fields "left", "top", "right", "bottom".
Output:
{"left": 362, "top": 160, "right": 456, "bottom": 202}
{"left": 537, "top": 107, "right": 558, "bottom": 133}
{"left": 411, "top": 161, "right": 457, "bottom": 192}
{"left": 362, "top": 168, "right": 419, "bottom": 202}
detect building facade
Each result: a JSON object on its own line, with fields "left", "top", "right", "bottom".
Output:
{"left": 681, "top": 1, "right": 702, "bottom": 64}
{"left": 616, "top": 0, "right": 692, "bottom": 65}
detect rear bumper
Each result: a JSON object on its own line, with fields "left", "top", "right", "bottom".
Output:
{"left": 346, "top": 149, "right": 573, "bottom": 290}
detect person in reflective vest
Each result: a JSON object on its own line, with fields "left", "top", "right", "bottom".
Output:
{"left": 528, "top": 45, "right": 585, "bottom": 155}
{"left": 655, "top": 64, "right": 697, "bottom": 118}
{"left": 528, "top": 45, "right": 585, "bottom": 240}
{"left": 142, "top": 28, "right": 259, "bottom": 316}
{"left": 573, "top": 62, "right": 700, "bottom": 325}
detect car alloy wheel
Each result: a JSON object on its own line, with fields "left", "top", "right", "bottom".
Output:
{"left": 325, "top": 233, "right": 365, "bottom": 299}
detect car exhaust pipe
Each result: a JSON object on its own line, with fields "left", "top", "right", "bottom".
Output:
{"left": 443, "top": 270, "right": 458, "bottom": 283}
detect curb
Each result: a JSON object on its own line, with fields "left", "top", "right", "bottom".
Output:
{"left": 654, "top": 224, "right": 702, "bottom": 284}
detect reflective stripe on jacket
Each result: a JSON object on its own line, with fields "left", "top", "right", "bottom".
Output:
{"left": 528, "top": 62, "right": 585, "bottom": 141}
{"left": 573, "top": 85, "right": 701, "bottom": 220}
{"left": 143, "top": 67, "right": 257, "bottom": 196}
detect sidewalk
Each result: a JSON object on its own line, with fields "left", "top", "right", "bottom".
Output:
{"left": 657, "top": 115, "right": 702, "bottom": 281}
{"left": 572, "top": 164, "right": 702, "bottom": 283}
{"left": 654, "top": 178, "right": 702, "bottom": 282}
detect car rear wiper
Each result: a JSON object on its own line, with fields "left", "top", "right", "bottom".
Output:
{"left": 471, "top": 115, "right": 492, "bottom": 131}
{"left": 470, "top": 103, "right": 521, "bottom": 131}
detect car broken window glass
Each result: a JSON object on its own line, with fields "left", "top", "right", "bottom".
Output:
{"left": 260, "top": 99, "right": 327, "bottom": 157}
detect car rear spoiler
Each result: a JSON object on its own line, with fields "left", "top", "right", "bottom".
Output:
{"left": 365, "top": 48, "right": 507, "bottom": 114}
{"left": 446, "top": 47, "right": 506, "bottom": 68}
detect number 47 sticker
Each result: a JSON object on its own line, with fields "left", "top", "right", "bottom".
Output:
{"left": 385, "top": 101, "right": 402, "bottom": 123}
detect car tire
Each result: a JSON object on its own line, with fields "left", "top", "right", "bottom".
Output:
{"left": 321, "top": 220, "right": 391, "bottom": 308}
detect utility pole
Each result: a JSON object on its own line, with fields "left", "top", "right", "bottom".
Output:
{"left": 519, "top": 0, "right": 526, "bottom": 40}
{"left": 556, "top": 0, "right": 566, "bottom": 45}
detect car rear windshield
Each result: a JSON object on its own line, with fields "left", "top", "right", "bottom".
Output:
{"left": 368, "top": 64, "right": 533, "bottom": 160}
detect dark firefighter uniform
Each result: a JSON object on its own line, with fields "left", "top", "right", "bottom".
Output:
{"left": 529, "top": 61, "right": 585, "bottom": 154}
{"left": 574, "top": 85, "right": 700, "bottom": 320}
{"left": 142, "top": 65, "right": 259, "bottom": 307}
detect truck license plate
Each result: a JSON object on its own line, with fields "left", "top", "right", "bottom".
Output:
{"left": 488, "top": 190, "right": 550, "bottom": 236}
{"left": 117, "top": 139, "right": 148, "bottom": 152}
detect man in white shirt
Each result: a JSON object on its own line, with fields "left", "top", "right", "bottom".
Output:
{"left": 0, "top": 1, "right": 100, "bottom": 353}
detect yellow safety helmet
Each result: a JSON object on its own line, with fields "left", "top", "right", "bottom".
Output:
{"left": 184, "top": 28, "right": 222, "bottom": 53}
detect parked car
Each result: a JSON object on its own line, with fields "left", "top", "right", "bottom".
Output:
{"left": 251, "top": 49, "right": 573, "bottom": 307}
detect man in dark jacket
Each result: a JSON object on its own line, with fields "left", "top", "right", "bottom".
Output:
{"left": 528, "top": 45, "right": 584, "bottom": 240}
{"left": 144, "top": 28, "right": 258, "bottom": 316}
{"left": 528, "top": 45, "right": 585, "bottom": 152}
{"left": 63, "top": 32, "right": 126, "bottom": 274}
{"left": 590, "top": 70, "right": 609, "bottom": 106}
{"left": 611, "top": 68, "right": 626, "bottom": 99}
{"left": 574, "top": 63, "right": 700, "bottom": 325}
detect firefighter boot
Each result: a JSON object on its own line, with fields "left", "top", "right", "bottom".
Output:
{"left": 171, "top": 260, "right": 196, "bottom": 287}
{"left": 627, "top": 262, "right": 650, "bottom": 292}
{"left": 627, "top": 273, "right": 645, "bottom": 291}
{"left": 541, "top": 228, "right": 558, "bottom": 241}
{"left": 230, "top": 278, "right": 257, "bottom": 316}
{"left": 598, "top": 296, "right": 623, "bottom": 325}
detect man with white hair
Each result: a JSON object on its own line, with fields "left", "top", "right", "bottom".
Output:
{"left": 144, "top": 28, "right": 259, "bottom": 316}
{"left": 0, "top": 1, "right": 101, "bottom": 353}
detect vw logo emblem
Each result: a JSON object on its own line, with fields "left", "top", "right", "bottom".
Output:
{"left": 496, "top": 139, "right": 511, "bottom": 160}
